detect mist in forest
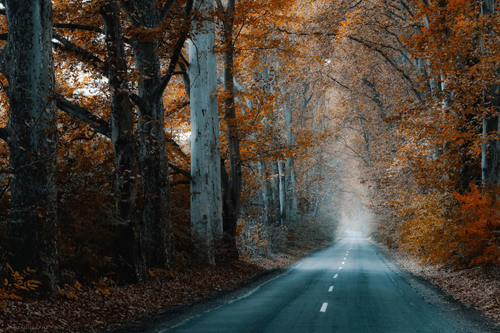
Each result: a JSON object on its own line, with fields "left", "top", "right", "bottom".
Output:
{"left": 321, "top": 89, "right": 377, "bottom": 239}
{"left": 338, "top": 156, "right": 374, "bottom": 237}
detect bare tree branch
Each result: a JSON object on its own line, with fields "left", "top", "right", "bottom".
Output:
{"left": 54, "top": 23, "right": 102, "bottom": 33}
{"left": 168, "top": 162, "right": 192, "bottom": 181}
{"left": 348, "top": 35, "right": 424, "bottom": 103}
{"left": 160, "top": 0, "right": 178, "bottom": 22}
{"left": 325, "top": 73, "right": 351, "bottom": 91}
{"left": 155, "top": 0, "right": 193, "bottom": 101}
{"left": 56, "top": 98, "right": 111, "bottom": 137}
{"left": 276, "top": 26, "right": 337, "bottom": 37}
{"left": 53, "top": 32, "right": 108, "bottom": 76}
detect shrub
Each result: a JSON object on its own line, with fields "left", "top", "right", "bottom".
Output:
{"left": 397, "top": 184, "right": 500, "bottom": 270}
{"left": 0, "top": 264, "right": 41, "bottom": 313}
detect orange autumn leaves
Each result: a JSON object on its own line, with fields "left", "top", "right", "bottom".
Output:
{"left": 454, "top": 185, "right": 500, "bottom": 267}
{"left": 315, "top": 0, "right": 500, "bottom": 270}
{"left": 399, "top": 184, "right": 500, "bottom": 269}
{"left": 392, "top": 1, "right": 500, "bottom": 269}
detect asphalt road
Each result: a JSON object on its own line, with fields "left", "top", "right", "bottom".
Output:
{"left": 164, "top": 232, "right": 494, "bottom": 333}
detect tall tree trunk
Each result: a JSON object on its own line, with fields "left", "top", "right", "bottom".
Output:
{"left": 258, "top": 161, "right": 271, "bottom": 224}
{"left": 101, "top": 1, "right": 145, "bottom": 284}
{"left": 255, "top": 55, "right": 277, "bottom": 225}
{"left": 278, "top": 160, "right": 286, "bottom": 225}
{"left": 284, "top": 100, "right": 297, "bottom": 225}
{"left": 123, "top": 0, "right": 171, "bottom": 269}
{"left": 271, "top": 162, "right": 281, "bottom": 224}
{"left": 221, "top": 0, "right": 240, "bottom": 259}
{"left": 481, "top": 95, "right": 500, "bottom": 185}
{"left": 313, "top": 151, "right": 324, "bottom": 217}
{"left": 4, "top": 0, "right": 58, "bottom": 291}
{"left": 481, "top": 0, "right": 499, "bottom": 186}
{"left": 189, "top": 0, "right": 223, "bottom": 265}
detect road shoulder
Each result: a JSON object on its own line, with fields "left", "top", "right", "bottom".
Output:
{"left": 371, "top": 239, "right": 499, "bottom": 333}
{"left": 102, "top": 243, "right": 331, "bottom": 333}
{"left": 105, "top": 268, "right": 287, "bottom": 333}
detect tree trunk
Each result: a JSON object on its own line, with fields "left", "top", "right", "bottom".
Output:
{"left": 124, "top": 0, "right": 171, "bottom": 269}
{"left": 4, "top": 0, "right": 58, "bottom": 291}
{"left": 255, "top": 55, "right": 277, "bottom": 225}
{"left": 313, "top": 152, "right": 324, "bottom": 217}
{"left": 482, "top": 107, "right": 500, "bottom": 185}
{"left": 271, "top": 162, "right": 281, "bottom": 224}
{"left": 278, "top": 160, "right": 286, "bottom": 225}
{"left": 285, "top": 154, "right": 294, "bottom": 225}
{"left": 481, "top": 0, "right": 499, "bottom": 186}
{"left": 258, "top": 161, "right": 271, "bottom": 224}
{"left": 284, "top": 100, "right": 297, "bottom": 225}
{"left": 221, "top": 0, "right": 240, "bottom": 259}
{"left": 101, "top": 0, "right": 145, "bottom": 284}
{"left": 189, "top": 0, "right": 223, "bottom": 265}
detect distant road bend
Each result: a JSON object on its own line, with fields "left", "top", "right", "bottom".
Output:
{"left": 163, "top": 231, "right": 492, "bottom": 333}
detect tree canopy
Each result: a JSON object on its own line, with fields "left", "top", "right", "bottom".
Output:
{"left": 0, "top": 0, "right": 498, "bottom": 303}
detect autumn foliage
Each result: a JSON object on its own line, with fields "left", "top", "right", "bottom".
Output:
{"left": 313, "top": 0, "right": 500, "bottom": 271}
{"left": 398, "top": 185, "right": 500, "bottom": 269}
{"left": 0, "top": 0, "right": 335, "bottom": 308}
{"left": 0, "top": 2, "right": 496, "bottom": 327}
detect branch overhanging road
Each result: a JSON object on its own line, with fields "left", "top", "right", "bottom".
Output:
{"left": 159, "top": 231, "right": 495, "bottom": 333}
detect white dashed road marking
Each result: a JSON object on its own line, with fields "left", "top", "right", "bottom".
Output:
{"left": 320, "top": 303, "right": 328, "bottom": 312}
{"left": 328, "top": 286, "right": 334, "bottom": 292}
{"left": 334, "top": 274, "right": 338, "bottom": 279}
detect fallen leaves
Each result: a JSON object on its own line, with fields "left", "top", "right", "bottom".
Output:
{"left": 392, "top": 250, "right": 500, "bottom": 324}
{"left": 0, "top": 244, "right": 325, "bottom": 332}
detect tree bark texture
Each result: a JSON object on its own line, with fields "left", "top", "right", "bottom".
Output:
{"left": 481, "top": 98, "right": 500, "bottom": 185}
{"left": 189, "top": 0, "right": 223, "bottom": 265}
{"left": 4, "top": 0, "right": 59, "bottom": 291}
{"left": 256, "top": 57, "right": 279, "bottom": 225}
{"left": 124, "top": 0, "right": 171, "bottom": 269}
{"left": 271, "top": 162, "right": 281, "bottom": 224}
{"left": 278, "top": 160, "right": 286, "bottom": 225}
{"left": 221, "top": 0, "right": 240, "bottom": 258}
{"left": 481, "top": 0, "right": 499, "bottom": 186}
{"left": 101, "top": 0, "right": 145, "bottom": 284}
{"left": 258, "top": 161, "right": 271, "bottom": 224}
{"left": 284, "top": 100, "right": 297, "bottom": 225}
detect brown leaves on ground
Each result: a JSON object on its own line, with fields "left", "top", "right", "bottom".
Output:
{"left": 392, "top": 250, "right": 500, "bottom": 324}
{"left": 0, "top": 245, "right": 323, "bottom": 332}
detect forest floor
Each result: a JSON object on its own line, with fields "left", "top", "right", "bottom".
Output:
{"left": 377, "top": 241, "right": 500, "bottom": 326}
{"left": 1, "top": 241, "right": 330, "bottom": 332}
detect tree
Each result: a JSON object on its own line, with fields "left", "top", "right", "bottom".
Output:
{"left": 310, "top": 0, "right": 500, "bottom": 267}
{"left": 189, "top": 0, "right": 223, "bottom": 265}
{"left": 217, "top": 0, "right": 241, "bottom": 258}
{"left": 52, "top": 0, "right": 194, "bottom": 274}
{"left": 2, "top": 0, "right": 59, "bottom": 291}
{"left": 121, "top": 0, "right": 194, "bottom": 269}
{"left": 100, "top": 0, "right": 146, "bottom": 284}
{"left": 121, "top": 0, "right": 170, "bottom": 269}
{"left": 480, "top": 0, "right": 499, "bottom": 186}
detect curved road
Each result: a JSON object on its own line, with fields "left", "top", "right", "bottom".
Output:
{"left": 164, "top": 232, "right": 493, "bottom": 333}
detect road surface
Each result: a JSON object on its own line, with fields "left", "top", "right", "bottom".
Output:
{"left": 163, "top": 232, "right": 493, "bottom": 333}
